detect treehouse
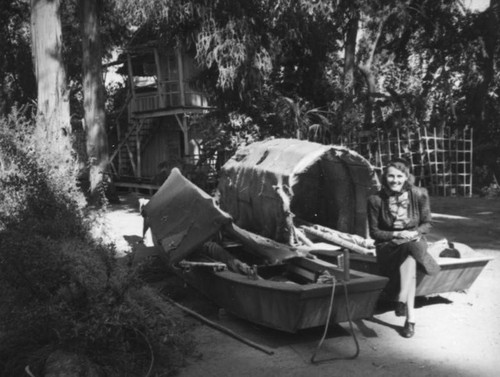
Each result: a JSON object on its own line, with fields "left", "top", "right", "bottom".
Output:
{"left": 109, "top": 27, "right": 215, "bottom": 192}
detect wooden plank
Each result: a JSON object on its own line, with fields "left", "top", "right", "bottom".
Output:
{"left": 154, "top": 48, "right": 164, "bottom": 108}
{"left": 126, "top": 53, "right": 135, "bottom": 98}
{"left": 287, "top": 265, "right": 318, "bottom": 282}
{"left": 469, "top": 128, "right": 473, "bottom": 197}
{"left": 109, "top": 120, "right": 140, "bottom": 162}
{"left": 177, "top": 49, "right": 186, "bottom": 106}
{"left": 299, "top": 223, "right": 374, "bottom": 256}
{"left": 114, "top": 182, "right": 160, "bottom": 191}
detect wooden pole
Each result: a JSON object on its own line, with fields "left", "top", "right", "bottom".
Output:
{"left": 377, "top": 129, "right": 383, "bottom": 168}
{"left": 469, "top": 128, "right": 473, "bottom": 197}
{"left": 177, "top": 49, "right": 186, "bottom": 106}
{"left": 160, "top": 293, "right": 275, "bottom": 355}
{"left": 423, "top": 128, "right": 432, "bottom": 194}
{"left": 136, "top": 120, "right": 144, "bottom": 178}
{"left": 406, "top": 128, "right": 414, "bottom": 172}
{"left": 434, "top": 128, "right": 440, "bottom": 195}
{"left": 154, "top": 48, "right": 164, "bottom": 108}
{"left": 298, "top": 224, "right": 374, "bottom": 256}
{"left": 117, "top": 115, "right": 122, "bottom": 176}
{"left": 387, "top": 130, "right": 392, "bottom": 162}
{"left": 396, "top": 128, "right": 401, "bottom": 158}
{"left": 126, "top": 53, "right": 136, "bottom": 99}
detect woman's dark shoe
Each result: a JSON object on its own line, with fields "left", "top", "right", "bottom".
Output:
{"left": 402, "top": 321, "right": 415, "bottom": 338}
{"left": 395, "top": 301, "right": 406, "bottom": 317}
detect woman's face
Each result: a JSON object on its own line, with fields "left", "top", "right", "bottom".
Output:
{"left": 386, "top": 166, "right": 408, "bottom": 192}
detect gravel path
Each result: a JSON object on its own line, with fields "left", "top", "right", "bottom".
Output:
{"left": 104, "top": 194, "right": 500, "bottom": 377}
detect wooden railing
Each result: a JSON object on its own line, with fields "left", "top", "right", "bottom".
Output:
{"left": 131, "top": 92, "right": 159, "bottom": 112}
{"left": 130, "top": 86, "right": 209, "bottom": 113}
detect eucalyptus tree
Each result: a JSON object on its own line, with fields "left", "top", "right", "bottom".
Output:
{"left": 30, "top": 0, "right": 72, "bottom": 155}
{"left": 80, "top": 0, "right": 109, "bottom": 201}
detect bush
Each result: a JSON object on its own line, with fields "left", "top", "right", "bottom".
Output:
{"left": 0, "top": 110, "right": 194, "bottom": 376}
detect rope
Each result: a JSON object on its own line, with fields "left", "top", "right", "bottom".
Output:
{"left": 310, "top": 277, "right": 336, "bottom": 363}
{"left": 310, "top": 278, "right": 360, "bottom": 364}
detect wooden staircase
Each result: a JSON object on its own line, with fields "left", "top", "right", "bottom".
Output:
{"left": 110, "top": 118, "right": 157, "bottom": 179}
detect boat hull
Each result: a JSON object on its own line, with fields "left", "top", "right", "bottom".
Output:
{"left": 312, "top": 244, "right": 492, "bottom": 297}
{"left": 173, "top": 260, "right": 388, "bottom": 333}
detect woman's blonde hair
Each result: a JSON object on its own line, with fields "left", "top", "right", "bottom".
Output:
{"left": 382, "top": 157, "right": 415, "bottom": 188}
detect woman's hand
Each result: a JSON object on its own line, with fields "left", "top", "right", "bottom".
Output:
{"left": 394, "top": 230, "right": 419, "bottom": 240}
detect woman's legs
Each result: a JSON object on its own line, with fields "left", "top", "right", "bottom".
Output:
{"left": 399, "top": 256, "right": 417, "bottom": 322}
{"left": 399, "top": 255, "right": 417, "bottom": 322}
{"left": 399, "top": 255, "right": 417, "bottom": 337}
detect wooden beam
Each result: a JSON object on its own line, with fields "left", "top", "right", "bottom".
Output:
{"left": 114, "top": 182, "right": 160, "bottom": 190}
{"left": 174, "top": 114, "right": 190, "bottom": 155}
{"left": 109, "top": 160, "right": 117, "bottom": 175}
{"left": 125, "top": 142, "right": 137, "bottom": 177}
{"left": 154, "top": 48, "right": 164, "bottom": 108}
{"left": 469, "top": 127, "right": 473, "bottom": 197}
{"left": 132, "top": 106, "right": 214, "bottom": 119}
{"left": 136, "top": 120, "right": 144, "bottom": 178}
{"left": 177, "top": 49, "right": 186, "bottom": 106}
{"left": 126, "top": 53, "right": 136, "bottom": 98}
{"left": 109, "top": 120, "right": 140, "bottom": 162}
{"left": 183, "top": 116, "right": 189, "bottom": 154}
{"left": 174, "top": 114, "right": 186, "bottom": 132}
{"left": 116, "top": 111, "right": 122, "bottom": 175}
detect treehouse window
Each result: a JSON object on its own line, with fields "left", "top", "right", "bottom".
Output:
{"left": 143, "top": 62, "right": 157, "bottom": 77}
{"left": 165, "top": 54, "right": 178, "bottom": 81}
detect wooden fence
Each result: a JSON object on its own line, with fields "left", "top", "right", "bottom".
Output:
{"left": 343, "top": 127, "right": 473, "bottom": 197}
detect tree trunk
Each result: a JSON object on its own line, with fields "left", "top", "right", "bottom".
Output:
{"left": 343, "top": 13, "right": 358, "bottom": 95}
{"left": 337, "top": 12, "right": 359, "bottom": 138}
{"left": 358, "top": 12, "right": 389, "bottom": 130}
{"left": 30, "top": 0, "right": 71, "bottom": 153}
{"left": 81, "top": 0, "right": 110, "bottom": 201}
{"left": 468, "top": 0, "right": 499, "bottom": 128}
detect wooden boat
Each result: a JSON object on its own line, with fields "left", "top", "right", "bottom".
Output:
{"left": 305, "top": 231, "right": 493, "bottom": 297}
{"left": 142, "top": 168, "right": 388, "bottom": 333}
{"left": 217, "top": 138, "right": 493, "bottom": 297}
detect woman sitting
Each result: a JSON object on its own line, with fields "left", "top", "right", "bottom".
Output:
{"left": 367, "top": 158, "right": 440, "bottom": 338}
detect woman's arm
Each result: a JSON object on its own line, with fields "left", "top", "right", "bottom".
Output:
{"left": 416, "top": 188, "right": 432, "bottom": 235}
{"left": 367, "top": 195, "right": 395, "bottom": 242}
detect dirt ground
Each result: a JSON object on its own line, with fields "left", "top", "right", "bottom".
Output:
{"left": 104, "top": 193, "right": 500, "bottom": 377}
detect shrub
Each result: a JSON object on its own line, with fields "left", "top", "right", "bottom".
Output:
{"left": 0, "top": 109, "right": 194, "bottom": 376}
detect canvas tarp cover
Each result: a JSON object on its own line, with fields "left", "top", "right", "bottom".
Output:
{"left": 143, "top": 168, "right": 232, "bottom": 265}
{"left": 218, "top": 138, "right": 377, "bottom": 242}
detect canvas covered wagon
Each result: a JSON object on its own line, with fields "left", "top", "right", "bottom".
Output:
{"left": 217, "top": 138, "right": 378, "bottom": 243}
{"left": 217, "top": 138, "right": 493, "bottom": 297}
{"left": 142, "top": 168, "right": 388, "bottom": 333}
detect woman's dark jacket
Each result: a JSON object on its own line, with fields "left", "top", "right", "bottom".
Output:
{"left": 367, "top": 186, "right": 439, "bottom": 292}
{"left": 367, "top": 186, "right": 432, "bottom": 243}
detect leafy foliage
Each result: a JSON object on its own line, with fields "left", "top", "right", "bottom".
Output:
{"left": 110, "top": 0, "right": 500, "bottom": 186}
{"left": 0, "top": 111, "right": 194, "bottom": 376}
{"left": 0, "top": 0, "right": 35, "bottom": 115}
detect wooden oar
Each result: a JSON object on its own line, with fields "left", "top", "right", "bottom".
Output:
{"left": 298, "top": 223, "right": 374, "bottom": 256}
{"left": 160, "top": 293, "right": 275, "bottom": 355}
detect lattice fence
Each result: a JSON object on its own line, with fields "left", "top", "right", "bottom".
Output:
{"left": 342, "top": 127, "right": 473, "bottom": 197}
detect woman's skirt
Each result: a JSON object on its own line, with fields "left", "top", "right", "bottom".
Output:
{"left": 376, "top": 238, "right": 440, "bottom": 296}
